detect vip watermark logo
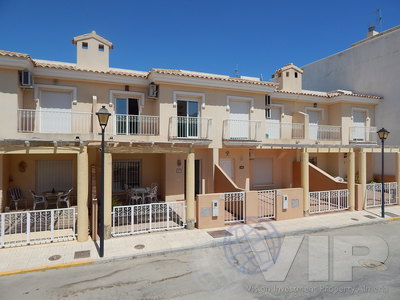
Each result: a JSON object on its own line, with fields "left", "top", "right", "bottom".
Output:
{"left": 223, "top": 218, "right": 282, "bottom": 275}
{"left": 221, "top": 218, "right": 389, "bottom": 282}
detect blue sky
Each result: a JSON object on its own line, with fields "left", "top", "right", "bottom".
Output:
{"left": 1, "top": 0, "right": 399, "bottom": 79}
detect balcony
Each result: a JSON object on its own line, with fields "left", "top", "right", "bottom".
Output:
{"left": 349, "top": 126, "right": 377, "bottom": 143}
{"left": 113, "top": 114, "right": 159, "bottom": 136}
{"left": 312, "top": 125, "right": 342, "bottom": 141}
{"left": 169, "top": 116, "right": 212, "bottom": 140}
{"left": 223, "top": 120, "right": 261, "bottom": 141}
{"left": 265, "top": 122, "right": 304, "bottom": 140}
{"left": 17, "top": 109, "right": 92, "bottom": 134}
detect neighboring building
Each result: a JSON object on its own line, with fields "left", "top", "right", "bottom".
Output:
{"left": 0, "top": 31, "right": 397, "bottom": 247}
{"left": 302, "top": 25, "right": 400, "bottom": 176}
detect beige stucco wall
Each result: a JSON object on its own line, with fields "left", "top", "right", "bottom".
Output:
{"left": 275, "top": 188, "right": 304, "bottom": 220}
{"left": 0, "top": 69, "right": 20, "bottom": 139}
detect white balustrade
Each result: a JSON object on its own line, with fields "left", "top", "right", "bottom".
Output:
{"left": 223, "top": 120, "right": 261, "bottom": 141}
{"left": 169, "top": 117, "right": 212, "bottom": 139}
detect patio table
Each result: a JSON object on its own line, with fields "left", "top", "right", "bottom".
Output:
{"left": 43, "top": 191, "right": 65, "bottom": 207}
{"left": 131, "top": 187, "right": 150, "bottom": 203}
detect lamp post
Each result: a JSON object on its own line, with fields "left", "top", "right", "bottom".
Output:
{"left": 96, "top": 105, "right": 111, "bottom": 257}
{"left": 377, "top": 128, "right": 390, "bottom": 218}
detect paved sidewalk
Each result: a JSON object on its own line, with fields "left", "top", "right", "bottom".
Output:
{"left": 1, "top": 206, "right": 399, "bottom": 276}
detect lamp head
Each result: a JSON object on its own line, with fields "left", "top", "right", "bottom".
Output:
{"left": 377, "top": 128, "right": 390, "bottom": 141}
{"left": 96, "top": 105, "right": 111, "bottom": 129}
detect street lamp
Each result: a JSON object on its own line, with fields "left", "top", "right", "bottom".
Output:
{"left": 96, "top": 105, "right": 111, "bottom": 257}
{"left": 377, "top": 128, "right": 390, "bottom": 218}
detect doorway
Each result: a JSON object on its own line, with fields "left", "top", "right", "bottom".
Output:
{"left": 229, "top": 101, "right": 250, "bottom": 139}
{"left": 115, "top": 98, "right": 140, "bottom": 134}
{"left": 177, "top": 100, "right": 199, "bottom": 138}
{"left": 184, "top": 159, "right": 202, "bottom": 196}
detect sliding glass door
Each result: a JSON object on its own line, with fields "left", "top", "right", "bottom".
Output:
{"left": 177, "top": 100, "right": 199, "bottom": 138}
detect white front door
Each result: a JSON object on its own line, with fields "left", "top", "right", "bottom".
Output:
{"left": 230, "top": 101, "right": 250, "bottom": 139}
{"left": 40, "top": 91, "right": 72, "bottom": 133}
{"left": 353, "top": 111, "right": 366, "bottom": 141}
{"left": 266, "top": 107, "right": 281, "bottom": 139}
{"left": 308, "top": 111, "right": 321, "bottom": 140}
{"left": 220, "top": 159, "right": 234, "bottom": 180}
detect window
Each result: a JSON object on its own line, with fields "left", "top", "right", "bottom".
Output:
{"left": 36, "top": 160, "right": 73, "bottom": 194}
{"left": 265, "top": 108, "right": 271, "bottom": 119}
{"left": 265, "top": 95, "right": 271, "bottom": 106}
{"left": 295, "top": 72, "right": 298, "bottom": 78}
{"left": 115, "top": 98, "right": 140, "bottom": 135}
{"left": 286, "top": 72, "right": 289, "bottom": 77}
{"left": 98, "top": 44, "right": 104, "bottom": 52}
{"left": 112, "top": 160, "right": 141, "bottom": 192}
{"left": 82, "top": 42, "right": 88, "bottom": 49}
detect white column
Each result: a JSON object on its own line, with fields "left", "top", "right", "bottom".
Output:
{"left": 104, "top": 152, "right": 112, "bottom": 239}
{"left": 186, "top": 150, "right": 195, "bottom": 229}
{"left": 301, "top": 150, "right": 309, "bottom": 215}
{"left": 77, "top": 149, "right": 89, "bottom": 242}
{"left": 347, "top": 150, "right": 355, "bottom": 210}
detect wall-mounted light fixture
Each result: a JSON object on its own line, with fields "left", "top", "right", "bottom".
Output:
{"left": 177, "top": 159, "right": 182, "bottom": 166}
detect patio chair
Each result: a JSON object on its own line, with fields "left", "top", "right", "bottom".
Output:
{"left": 57, "top": 188, "right": 73, "bottom": 208}
{"left": 30, "top": 190, "right": 48, "bottom": 210}
{"left": 144, "top": 185, "right": 158, "bottom": 203}
{"left": 129, "top": 190, "right": 143, "bottom": 205}
{"left": 8, "top": 187, "right": 26, "bottom": 210}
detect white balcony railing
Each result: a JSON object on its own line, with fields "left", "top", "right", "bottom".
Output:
{"left": 349, "top": 126, "right": 377, "bottom": 143}
{"left": 17, "top": 109, "right": 92, "bottom": 134}
{"left": 316, "top": 125, "right": 342, "bottom": 141}
{"left": 169, "top": 116, "right": 212, "bottom": 139}
{"left": 223, "top": 120, "right": 261, "bottom": 141}
{"left": 277, "top": 122, "right": 305, "bottom": 139}
{"left": 266, "top": 122, "right": 305, "bottom": 140}
{"left": 114, "top": 114, "right": 159, "bottom": 136}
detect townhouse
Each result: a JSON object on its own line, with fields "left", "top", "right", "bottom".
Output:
{"left": 0, "top": 31, "right": 398, "bottom": 247}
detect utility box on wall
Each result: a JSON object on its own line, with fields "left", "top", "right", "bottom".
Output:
{"left": 212, "top": 200, "right": 219, "bottom": 216}
{"left": 276, "top": 188, "right": 304, "bottom": 221}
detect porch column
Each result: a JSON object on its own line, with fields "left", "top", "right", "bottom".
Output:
{"left": 301, "top": 150, "right": 309, "bottom": 215}
{"left": 104, "top": 152, "right": 112, "bottom": 239}
{"left": 396, "top": 152, "right": 400, "bottom": 204}
{"left": 359, "top": 149, "right": 367, "bottom": 209}
{"left": 77, "top": 149, "right": 89, "bottom": 242}
{"left": 347, "top": 150, "right": 355, "bottom": 210}
{"left": 186, "top": 149, "right": 195, "bottom": 229}
{"left": 212, "top": 148, "right": 219, "bottom": 193}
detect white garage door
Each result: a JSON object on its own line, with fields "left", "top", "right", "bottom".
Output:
{"left": 230, "top": 101, "right": 249, "bottom": 139}
{"left": 40, "top": 91, "right": 72, "bottom": 133}
{"left": 252, "top": 157, "right": 273, "bottom": 186}
{"left": 36, "top": 160, "right": 73, "bottom": 194}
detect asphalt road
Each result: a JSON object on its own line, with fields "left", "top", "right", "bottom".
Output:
{"left": 1, "top": 221, "right": 400, "bottom": 300}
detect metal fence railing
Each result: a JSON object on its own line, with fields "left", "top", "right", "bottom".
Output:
{"left": 279, "top": 122, "right": 305, "bottom": 139}
{"left": 257, "top": 190, "right": 276, "bottom": 220}
{"left": 17, "top": 109, "right": 92, "bottom": 134}
{"left": 111, "top": 201, "right": 186, "bottom": 236}
{"left": 0, "top": 207, "right": 76, "bottom": 248}
{"left": 365, "top": 182, "right": 397, "bottom": 208}
{"left": 224, "top": 192, "right": 246, "bottom": 224}
{"left": 309, "top": 189, "right": 349, "bottom": 214}
{"left": 169, "top": 116, "right": 212, "bottom": 139}
{"left": 223, "top": 120, "right": 261, "bottom": 141}
{"left": 316, "top": 125, "right": 342, "bottom": 141}
{"left": 114, "top": 114, "right": 159, "bottom": 136}
{"left": 349, "top": 126, "right": 377, "bottom": 143}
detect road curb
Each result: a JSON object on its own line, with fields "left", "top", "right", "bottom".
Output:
{"left": 0, "top": 260, "right": 94, "bottom": 277}
{"left": 93, "top": 218, "right": 388, "bottom": 265}
{"left": 1, "top": 216, "right": 396, "bottom": 276}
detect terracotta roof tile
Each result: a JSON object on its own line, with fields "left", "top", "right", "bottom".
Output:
{"left": 33, "top": 60, "right": 148, "bottom": 78}
{"left": 275, "top": 89, "right": 382, "bottom": 100}
{"left": 151, "top": 68, "right": 277, "bottom": 87}
{"left": 0, "top": 50, "right": 31, "bottom": 59}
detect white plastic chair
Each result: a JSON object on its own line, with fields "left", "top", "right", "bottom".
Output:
{"left": 8, "top": 187, "right": 26, "bottom": 210}
{"left": 144, "top": 185, "right": 158, "bottom": 203}
{"left": 30, "top": 190, "right": 48, "bottom": 210}
{"left": 57, "top": 188, "right": 73, "bottom": 208}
